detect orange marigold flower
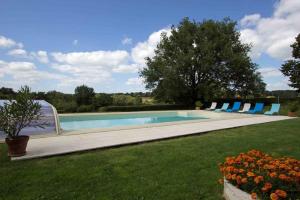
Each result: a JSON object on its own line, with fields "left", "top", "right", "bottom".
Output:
{"left": 247, "top": 172, "right": 255, "bottom": 177}
{"left": 231, "top": 174, "right": 237, "bottom": 180}
{"left": 226, "top": 174, "right": 232, "bottom": 180}
{"left": 270, "top": 193, "right": 279, "bottom": 200}
{"left": 269, "top": 172, "right": 277, "bottom": 178}
{"left": 275, "top": 189, "right": 287, "bottom": 198}
{"left": 236, "top": 176, "right": 242, "bottom": 185}
{"left": 279, "top": 174, "right": 288, "bottom": 180}
{"left": 251, "top": 192, "right": 257, "bottom": 199}
{"left": 264, "top": 182, "right": 272, "bottom": 189}
{"left": 261, "top": 187, "right": 268, "bottom": 192}
{"left": 241, "top": 178, "right": 248, "bottom": 184}
{"left": 239, "top": 169, "right": 245, "bottom": 173}
{"left": 254, "top": 176, "right": 264, "bottom": 184}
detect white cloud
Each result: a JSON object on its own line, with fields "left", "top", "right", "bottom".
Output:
{"left": 266, "top": 81, "right": 292, "bottom": 91}
{"left": 7, "top": 49, "right": 27, "bottom": 57}
{"left": 131, "top": 28, "right": 171, "bottom": 66}
{"left": 240, "top": 14, "right": 261, "bottom": 27}
{"left": 0, "top": 35, "right": 23, "bottom": 48}
{"left": 240, "top": 0, "right": 300, "bottom": 60}
{"left": 126, "top": 77, "right": 144, "bottom": 85}
{"left": 122, "top": 37, "right": 132, "bottom": 45}
{"left": 258, "top": 67, "right": 282, "bottom": 78}
{"left": 73, "top": 39, "right": 78, "bottom": 46}
{"left": 0, "top": 60, "right": 65, "bottom": 86}
{"left": 112, "top": 64, "right": 139, "bottom": 73}
{"left": 52, "top": 50, "right": 129, "bottom": 67}
{"left": 50, "top": 50, "right": 141, "bottom": 87}
{"left": 30, "top": 51, "right": 49, "bottom": 63}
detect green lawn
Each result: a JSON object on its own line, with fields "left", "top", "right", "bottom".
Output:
{"left": 0, "top": 118, "right": 300, "bottom": 200}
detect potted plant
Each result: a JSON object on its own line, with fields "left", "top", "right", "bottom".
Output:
{"left": 219, "top": 150, "right": 300, "bottom": 200}
{"left": 0, "top": 86, "right": 45, "bottom": 157}
{"left": 288, "top": 102, "right": 299, "bottom": 117}
{"left": 195, "top": 101, "right": 203, "bottom": 110}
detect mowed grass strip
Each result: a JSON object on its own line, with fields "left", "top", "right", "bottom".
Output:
{"left": 0, "top": 118, "right": 299, "bottom": 200}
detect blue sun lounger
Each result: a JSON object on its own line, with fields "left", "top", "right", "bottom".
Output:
{"left": 226, "top": 102, "right": 241, "bottom": 112}
{"left": 264, "top": 103, "right": 280, "bottom": 115}
{"left": 215, "top": 103, "right": 229, "bottom": 112}
{"left": 247, "top": 103, "right": 264, "bottom": 114}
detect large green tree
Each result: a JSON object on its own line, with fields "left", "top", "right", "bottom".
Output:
{"left": 140, "top": 18, "right": 265, "bottom": 104}
{"left": 281, "top": 34, "right": 300, "bottom": 92}
{"left": 74, "top": 85, "right": 95, "bottom": 105}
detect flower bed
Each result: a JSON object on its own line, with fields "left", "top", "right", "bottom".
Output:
{"left": 219, "top": 150, "right": 300, "bottom": 199}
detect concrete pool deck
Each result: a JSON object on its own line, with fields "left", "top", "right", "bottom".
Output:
{"left": 12, "top": 111, "right": 292, "bottom": 161}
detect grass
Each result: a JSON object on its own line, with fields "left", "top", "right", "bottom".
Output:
{"left": 0, "top": 118, "right": 300, "bottom": 200}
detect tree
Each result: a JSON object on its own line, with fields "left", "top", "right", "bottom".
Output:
{"left": 140, "top": 18, "right": 265, "bottom": 104}
{"left": 281, "top": 34, "right": 300, "bottom": 92}
{"left": 74, "top": 85, "right": 95, "bottom": 105}
{"left": 93, "top": 93, "right": 113, "bottom": 107}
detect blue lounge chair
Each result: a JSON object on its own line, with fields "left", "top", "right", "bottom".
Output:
{"left": 226, "top": 102, "right": 241, "bottom": 112}
{"left": 264, "top": 103, "right": 280, "bottom": 115}
{"left": 247, "top": 103, "right": 264, "bottom": 114}
{"left": 215, "top": 103, "right": 229, "bottom": 112}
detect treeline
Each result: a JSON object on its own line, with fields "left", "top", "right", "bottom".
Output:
{"left": 0, "top": 85, "right": 152, "bottom": 113}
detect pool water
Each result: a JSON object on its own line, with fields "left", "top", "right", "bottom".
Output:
{"left": 59, "top": 112, "right": 207, "bottom": 131}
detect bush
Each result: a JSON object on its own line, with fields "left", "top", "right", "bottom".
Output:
{"left": 93, "top": 93, "right": 113, "bottom": 107}
{"left": 288, "top": 101, "right": 299, "bottom": 112}
{"left": 112, "top": 95, "right": 142, "bottom": 106}
{"left": 219, "top": 150, "right": 300, "bottom": 199}
{"left": 98, "top": 104, "right": 191, "bottom": 112}
{"left": 77, "top": 105, "right": 94, "bottom": 112}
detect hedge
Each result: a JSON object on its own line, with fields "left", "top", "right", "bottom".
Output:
{"left": 98, "top": 104, "right": 192, "bottom": 112}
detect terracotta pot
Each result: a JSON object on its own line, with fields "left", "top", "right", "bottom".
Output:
{"left": 5, "top": 135, "right": 29, "bottom": 157}
{"left": 288, "top": 112, "right": 297, "bottom": 117}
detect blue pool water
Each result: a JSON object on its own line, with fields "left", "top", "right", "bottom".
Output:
{"left": 59, "top": 112, "right": 207, "bottom": 131}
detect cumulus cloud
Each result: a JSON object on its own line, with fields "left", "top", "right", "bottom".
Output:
{"left": 131, "top": 28, "right": 171, "bottom": 66}
{"left": 0, "top": 60, "right": 65, "bottom": 85}
{"left": 240, "top": 14, "right": 261, "bottom": 27}
{"left": 7, "top": 49, "right": 27, "bottom": 57}
{"left": 122, "top": 37, "right": 132, "bottom": 45}
{"left": 112, "top": 64, "right": 139, "bottom": 73}
{"left": 240, "top": 0, "right": 300, "bottom": 60}
{"left": 0, "top": 35, "right": 23, "bottom": 48}
{"left": 52, "top": 50, "right": 129, "bottom": 67}
{"left": 30, "top": 51, "right": 49, "bottom": 63}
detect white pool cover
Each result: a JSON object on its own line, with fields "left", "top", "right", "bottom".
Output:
{"left": 0, "top": 100, "right": 60, "bottom": 139}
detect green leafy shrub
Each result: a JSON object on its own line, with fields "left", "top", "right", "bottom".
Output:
{"left": 77, "top": 105, "right": 94, "bottom": 112}
{"left": 99, "top": 104, "right": 191, "bottom": 112}
{"left": 288, "top": 101, "right": 299, "bottom": 112}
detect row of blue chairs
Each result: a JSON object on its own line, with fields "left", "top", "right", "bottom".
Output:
{"left": 206, "top": 102, "right": 280, "bottom": 115}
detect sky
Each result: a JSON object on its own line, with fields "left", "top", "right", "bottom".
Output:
{"left": 0, "top": 0, "right": 299, "bottom": 93}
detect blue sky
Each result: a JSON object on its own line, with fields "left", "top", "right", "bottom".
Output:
{"left": 0, "top": 0, "right": 299, "bottom": 93}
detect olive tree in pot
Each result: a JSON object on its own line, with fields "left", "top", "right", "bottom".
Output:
{"left": 0, "top": 86, "right": 44, "bottom": 157}
{"left": 195, "top": 101, "right": 203, "bottom": 110}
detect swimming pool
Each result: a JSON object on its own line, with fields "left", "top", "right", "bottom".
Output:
{"left": 59, "top": 111, "right": 207, "bottom": 131}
